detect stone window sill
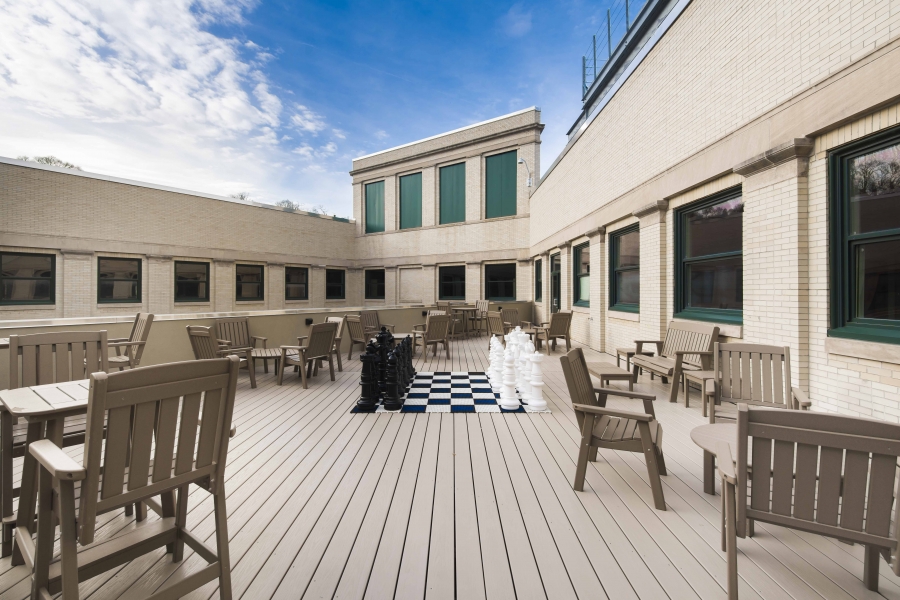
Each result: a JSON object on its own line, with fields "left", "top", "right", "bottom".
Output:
{"left": 609, "top": 310, "right": 640, "bottom": 323}
{"left": 825, "top": 336, "right": 900, "bottom": 366}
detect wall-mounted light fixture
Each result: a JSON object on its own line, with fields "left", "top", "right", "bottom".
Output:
{"left": 305, "top": 318, "right": 314, "bottom": 326}
{"left": 517, "top": 157, "right": 533, "bottom": 188}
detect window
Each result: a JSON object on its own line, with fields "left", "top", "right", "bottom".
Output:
{"left": 98, "top": 257, "right": 140, "bottom": 303}
{"left": 535, "top": 259, "right": 543, "bottom": 302}
{"left": 365, "top": 269, "right": 386, "bottom": 299}
{"left": 573, "top": 243, "right": 591, "bottom": 307}
{"left": 326, "top": 269, "right": 345, "bottom": 300}
{"left": 365, "top": 181, "right": 385, "bottom": 234}
{"left": 236, "top": 264, "right": 264, "bottom": 301}
{"left": 439, "top": 265, "right": 465, "bottom": 300}
{"left": 285, "top": 267, "right": 309, "bottom": 300}
{"left": 610, "top": 226, "right": 640, "bottom": 312}
{"left": 675, "top": 187, "right": 743, "bottom": 324}
{"left": 830, "top": 126, "right": 900, "bottom": 344}
{"left": 399, "top": 173, "right": 422, "bottom": 229}
{"left": 175, "top": 261, "right": 210, "bottom": 302}
{"left": 0, "top": 252, "right": 55, "bottom": 305}
{"left": 485, "top": 150, "right": 517, "bottom": 219}
{"left": 439, "top": 163, "right": 466, "bottom": 224}
{"left": 485, "top": 263, "right": 516, "bottom": 301}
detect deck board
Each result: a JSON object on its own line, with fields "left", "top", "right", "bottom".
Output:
{"left": 2, "top": 335, "right": 900, "bottom": 599}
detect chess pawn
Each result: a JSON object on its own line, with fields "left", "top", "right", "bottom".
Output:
{"left": 500, "top": 348, "right": 519, "bottom": 410}
{"left": 519, "top": 342, "right": 534, "bottom": 402}
{"left": 383, "top": 350, "right": 402, "bottom": 411}
{"left": 528, "top": 351, "right": 547, "bottom": 411}
{"left": 357, "top": 345, "right": 379, "bottom": 411}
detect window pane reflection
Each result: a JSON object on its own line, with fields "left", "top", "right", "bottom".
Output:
{"left": 686, "top": 257, "right": 742, "bottom": 310}
{"left": 684, "top": 198, "right": 743, "bottom": 258}
{"left": 857, "top": 239, "right": 900, "bottom": 320}
{"left": 850, "top": 143, "right": 900, "bottom": 235}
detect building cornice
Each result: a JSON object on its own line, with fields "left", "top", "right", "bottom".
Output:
{"left": 632, "top": 200, "right": 669, "bottom": 219}
{"left": 733, "top": 138, "right": 814, "bottom": 177}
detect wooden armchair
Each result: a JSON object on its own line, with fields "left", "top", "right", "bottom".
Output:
{"left": 720, "top": 405, "right": 900, "bottom": 597}
{"left": 2, "top": 331, "right": 109, "bottom": 557}
{"left": 631, "top": 321, "right": 719, "bottom": 404}
{"left": 561, "top": 348, "right": 666, "bottom": 510}
{"left": 413, "top": 310, "right": 447, "bottom": 333}
{"left": 436, "top": 302, "right": 463, "bottom": 338}
{"left": 108, "top": 312, "right": 154, "bottom": 371}
{"left": 533, "top": 311, "right": 572, "bottom": 354}
{"left": 472, "top": 299, "right": 490, "bottom": 335}
{"left": 27, "top": 357, "right": 239, "bottom": 599}
{"left": 187, "top": 326, "right": 256, "bottom": 389}
{"left": 345, "top": 315, "right": 369, "bottom": 360}
{"left": 710, "top": 342, "right": 811, "bottom": 423}
{"left": 412, "top": 313, "right": 451, "bottom": 359}
{"left": 215, "top": 316, "right": 270, "bottom": 371}
{"left": 360, "top": 310, "right": 395, "bottom": 334}
{"left": 485, "top": 311, "right": 506, "bottom": 349}
{"left": 278, "top": 321, "right": 338, "bottom": 388}
{"left": 324, "top": 316, "right": 345, "bottom": 372}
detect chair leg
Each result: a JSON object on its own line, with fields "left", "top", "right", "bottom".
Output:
{"left": 639, "top": 422, "right": 666, "bottom": 510}
{"left": 58, "top": 480, "right": 79, "bottom": 599}
{"left": 864, "top": 545, "right": 880, "bottom": 591}
{"left": 301, "top": 359, "right": 309, "bottom": 389}
{"left": 724, "top": 481, "right": 738, "bottom": 600}
{"left": 573, "top": 416, "right": 594, "bottom": 492}
{"left": 214, "top": 486, "right": 234, "bottom": 600}
{"left": 656, "top": 446, "right": 667, "bottom": 476}
{"left": 247, "top": 359, "right": 257, "bottom": 389}
{"left": 335, "top": 349, "right": 343, "bottom": 372}
{"left": 565, "top": 336, "right": 571, "bottom": 352}
{"left": 684, "top": 378, "right": 690, "bottom": 408}
{"left": 136, "top": 501, "right": 147, "bottom": 522}
{"left": 11, "top": 421, "right": 42, "bottom": 566}
{"left": 328, "top": 356, "right": 335, "bottom": 381}
{"left": 263, "top": 356, "right": 269, "bottom": 374}
{"left": 1, "top": 410, "right": 13, "bottom": 557}
{"left": 348, "top": 344, "right": 354, "bottom": 361}
{"left": 276, "top": 356, "right": 285, "bottom": 386}
{"left": 173, "top": 484, "right": 190, "bottom": 562}
{"left": 31, "top": 467, "right": 56, "bottom": 600}
{"left": 668, "top": 371, "right": 680, "bottom": 403}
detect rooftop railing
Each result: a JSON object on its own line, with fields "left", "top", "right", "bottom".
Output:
{"left": 581, "top": 0, "right": 649, "bottom": 99}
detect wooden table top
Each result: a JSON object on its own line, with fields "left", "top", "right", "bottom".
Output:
{"left": 0, "top": 380, "right": 89, "bottom": 419}
{"left": 690, "top": 423, "right": 736, "bottom": 455}
{"left": 585, "top": 362, "right": 634, "bottom": 378}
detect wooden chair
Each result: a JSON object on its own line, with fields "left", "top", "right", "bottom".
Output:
{"left": 472, "top": 300, "right": 490, "bottom": 335}
{"left": 631, "top": 321, "right": 719, "bottom": 404}
{"left": 560, "top": 348, "right": 666, "bottom": 510}
{"left": 214, "top": 316, "right": 270, "bottom": 372}
{"left": 187, "top": 326, "right": 256, "bottom": 389}
{"left": 2, "top": 331, "right": 109, "bottom": 557}
{"left": 533, "top": 311, "right": 573, "bottom": 355}
{"left": 360, "top": 310, "right": 395, "bottom": 334}
{"left": 345, "top": 315, "right": 369, "bottom": 360}
{"left": 108, "top": 312, "right": 154, "bottom": 371}
{"left": 710, "top": 342, "right": 811, "bottom": 423}
{"left": 719, "top": 405, "right": 900, "bottom": 597}
{"left": 278, "top": 321, "right": 338, "bottom": 388}
{"left": 436, "top": 302, "right": 464, "bottom": 339}
{"left": 323, "top": 316, "right": 345, "bottom": 372}
{"left": 412, "top": 314, "right": 451, "bottom": 359}
{"left": 27, "top": 357, "right": 239, "bottom": 599}
{"left": 413, "top": 310, "right": 447, "bottom": 333}
{"left": 485, "top": 311, "right": 506, "bottom": 349}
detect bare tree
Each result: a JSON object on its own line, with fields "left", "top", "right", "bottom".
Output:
{"left": 17, "top": 155, "right": 82, "bottom": 170}
{"left": 229, "top": 192, "right": 251, "bottom": 202}
{"left": 276, "top": 199, "right": 301, "bottom": 212}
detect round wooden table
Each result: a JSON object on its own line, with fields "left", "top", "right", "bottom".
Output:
{"left": 251, "top": 347, "right": 289, "bottom": 373}
{"left": 690, "top": 423, "right": 736, "bottom": 495}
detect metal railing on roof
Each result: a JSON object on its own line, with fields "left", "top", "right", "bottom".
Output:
{"left": 582, "top": 0, "right": 649, "bottom": 99}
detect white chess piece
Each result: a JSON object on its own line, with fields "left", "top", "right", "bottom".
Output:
{"left": 519, "top": 342, "right": 534, "bottom": 402}
{"left": 528, "top": 351, "right": 547, "bottom": 411}
{"left": 500, "top": 349, "right": 520, "bottom": 410}
{"left": 517, "top": 339, "right": 531, "bottom": 400}
{"left": 490, "top": 338, "right": 503, "bottom": 391}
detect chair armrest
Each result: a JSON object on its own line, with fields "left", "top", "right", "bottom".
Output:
{"left": 217, "top": 339, "right": 232, "bottom": 348}
{"left": 251, "top": 336, "right": 267, "bottom": 348}
{"left": 296, "top": 336, "right": 309, "bottom": 343}
{"left": 634, "top": 340, "right": 663, "bottom": 345}
{"left": 674, "top": 350, "right": 713, "bottom": 356}
{"left": 593, "top": 387, "right": 655, "bottom": 401}
{"left": 29, "top": 440, "right": 86, "bottom": 480}
{"left": 413, "top": 324, "right": 426, "bottom": 331}
{"left": 108, "top": 337, "right": 129, "bottom": 343}
{"left": 572, "top": 403, "right": 652, "bottom": 422}
{"left": 381, "top": 323, "right": 395, "bottom": 329}
{"left": 716, "top": 442, "right": 737, "bottom": 485}
{"left": 280, "top": 345, "right": 308, "bottom": 351}
{"left": 108, "top": 341, "right": 146, "bottom": 348}
{"left": 520, "top": 321, "right": 533, "bottom": 328}
{"left": 792, "top": 386, "right": 812, "bottom": 409}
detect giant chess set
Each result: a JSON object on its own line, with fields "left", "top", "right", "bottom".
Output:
{"left": 352, "top": 326, "right": 549, "bottom": 413}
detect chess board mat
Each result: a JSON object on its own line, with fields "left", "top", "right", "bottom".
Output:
{"left": 350, "top": 372, "right": 551, "bottom": 414}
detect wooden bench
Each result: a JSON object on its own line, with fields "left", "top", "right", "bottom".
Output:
{"left": 631, "top": 321, "right": 720, "bottom": 404}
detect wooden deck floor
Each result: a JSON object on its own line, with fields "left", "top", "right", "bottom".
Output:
{"left": 2, "top": 336, "right": 900, "bottom": 599}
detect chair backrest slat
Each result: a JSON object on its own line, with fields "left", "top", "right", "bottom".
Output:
{"left": 486, "top": 311, "right": 504, "bottom": 338}
{"left": 326, "top": 316, "right": 346, "bottom": 341}
{"left": 424, "top": 314, "right": 450, "bottom": 342}
{"left": 360, "top": 310, "right": 380, "bottom": 332}
{"left": 736, "top": 405, "right": 900, "bottom": 550}
{"left": 715, "top": 343, "right": 792, "bottom": 409}
{"left": 549, "top": 311, "right": 572, "bottom": 336}
{"left": 559, "top": 348, "right": 598, "bottom": 433}
{"left": 9, "top": 331, "right": 109, "bottom": 389}
{"left": 306, "top": 322, "right": 338, "bottom": 359}
{"left": 659, "top": 321, "right": 718, "bottom": 367}
{"left": 215, "top": 317, "right": 252, "bottom": 349}
{"left": 127, "top": 313, "right": 154, "bottom": 365}
{"left": 346, "top": 315, "right": 366, "bottom": 344}
{"left": 501, "top": 308, "right": 519, "bottom": 329}
{"left": 187, "top": 326, "right": 219, "bottom": 360}
{"left": 476, "top": 300, "right": 489, "bottom": 316}
{"left": 78, "top": 357, "right": 239, "bottom": 545}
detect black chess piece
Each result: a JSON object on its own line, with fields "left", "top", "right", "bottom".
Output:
{"left": 383, "top": 350, "right": 402, "bottom": 411}
{"left": 397, "top": 340, "right": 409, "bottom": 392}
{"left": 406, "top": 336, "right": 416, "bottom": 378}
{"left": 357, "top": 343, "right": 379, "bottom": 411}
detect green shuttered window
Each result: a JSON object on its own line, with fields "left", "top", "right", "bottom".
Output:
{"left": 439, "top": 163, "right": 466, "bottom": 224}
{"left": 485, "top": 150, "right": 517, "bottom": 219}
{"left": 365, "top": 181, "right": 385, "bottom": 234}
{"left": 399, "top": 173, "right": 422, "bottom": 229}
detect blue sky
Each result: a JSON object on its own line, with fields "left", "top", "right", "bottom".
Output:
{"left": 0, "top": 0, "right": 630, "bottom": 217}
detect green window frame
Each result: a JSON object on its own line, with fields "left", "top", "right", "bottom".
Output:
{"left": 399, "top": 172, "right": 422, "bottom": 229}
{"left": 485, "top": 263, "right": 516, "bottom": 301}
{"left": 285, "top": 266, "right": 308, "bottom": 301}
{"left": 174, "top": 261, "right": 210, "bottom": 302}
{"left": 439, "top": 266, "right": 466, "bottom": 300}
{"left": 236, "top": 264, "right": 264, "bottom": 301}
{"left": 0, "top": 251, "right": 55, "bottom": 305}
{"left": 98, "top": 257, "right": 141, "bottom": 304}
{"left": 573, "top": 243, "right": 590, "bottom": 307}
{"left": 439, "top": 163, "right": 466, "bottom": 224}
{"left": 485, "top": 150, "right": 517, "bottom": 219}
{"left": 534, "top": 259, "right": 543, "bottom": 302}
{"left": 829, "top": 124, "right": 900, "bottom": 345}
{"left": 674, "top": 186, "right": 743, "bottom": 324}
{"left": 365, "top": 269, "right": 386, "bottom": 300}
{"left": 365, "top": 181, "right": 385, "bottom": 234}
{"left": 609, "top": 226, "right": 640, "bottom": 312}
{"left": 326, "top": 269, "right": 345, "bottom": 300}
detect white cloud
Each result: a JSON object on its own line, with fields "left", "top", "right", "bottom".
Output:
{"left": 0, "top": 0, "right": 352, "bottom": 215}
{"left": 331, "top": 128, "right": 346, "bottom": 139}
{"left": 501, "top": 4, "right": 532, "bottom": 37}
{"left": 374, "top": 129, "right": 389, "bottom": 140}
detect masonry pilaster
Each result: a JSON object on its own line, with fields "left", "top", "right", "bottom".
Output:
{"left": 465, "top": 156, "right": 482, "bottom": 222}
{"left": 634, "top": 200, "right": 668, "bottom": 342}
{"left": 268, "top": 263, "right": 284, "bottom": 310}
{"left": 310, "top": 265, "right": 326, "bottom": 307}
{"left": 422, "top": 265, "right": 436, "bottom": 306}
{"left": 466, "top": 262, "right": 481, "bottom": 304}
{"left": 384, "top": 266, "right": 398, "bottom": 306}
{"left": 384, "top": 177, "right": 397, "bottom": 232}
{"left": 421, "top": 167, "right": 437, "bottom": 228}
{"left": 148, "top": 255, "right": 173, "bottom": 315}
{"left": 60, "top": 251, "right": 92, "bottom": 318}
{"left": 214, "top": 260, "right": 233, "bottom": 313}
{"left": 587, "top": 227, "right": 606, "bottom": 353}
